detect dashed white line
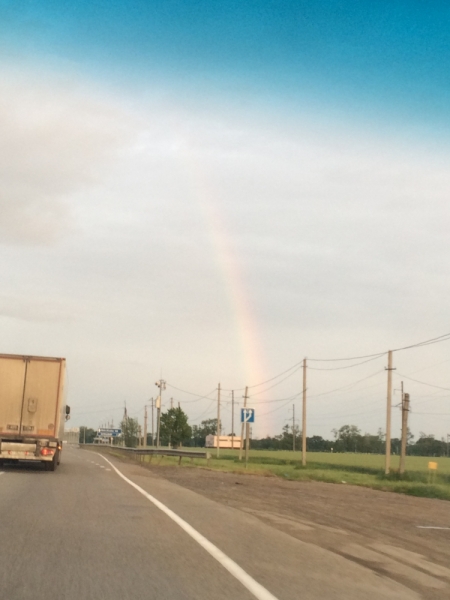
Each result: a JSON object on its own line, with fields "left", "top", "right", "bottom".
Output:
{"left": 96, "top": 453, "right": 278, "bottom": 600}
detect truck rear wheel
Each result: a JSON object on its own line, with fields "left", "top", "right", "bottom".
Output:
{"left": 44, "top": 453, "right": 58, "bottom": 471}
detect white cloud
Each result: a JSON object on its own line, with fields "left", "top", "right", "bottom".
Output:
{"left": 0, "top": 69, "right": 136, "bottom": 244}
{"left": 1, "top": 66, "right": 450, "bottom": 438}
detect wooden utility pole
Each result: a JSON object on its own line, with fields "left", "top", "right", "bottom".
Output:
{"left": 399, "top": 390, "right": 410, "bottom": 475}
{"left": 216, "top": 383, "right": 221, "bottom": 458}
{"left": 231, "top": 390, "right": 235, "bottom": 449}
{"left": 302, "top": 358, "right": 307, "bottom": 466}
{"left": 385, "top": 350, "right": 394, "bottom": 475}
{"left": 155, "top": 380, "right": 166, "bottom": 448}
{"left": 170, "top": 397, "right": 174, "bottom": 409}
{"left": 239, "top": 386, "right": 248, "bottom": 461}
{"left": 143, "top": 405, "right": 148, "bottom": 448}
{"left": 151, "top": 398, "right": 154, "bottom": 446}
{"left": 292, "top": 404, "right": 296, "bottom": 452}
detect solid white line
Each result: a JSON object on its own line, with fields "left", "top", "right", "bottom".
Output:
{"left": 96, "top": 453, "right": 278, "bottom": 600}
{"left": 417, "top": 526, "right": 450, "bottom": 530}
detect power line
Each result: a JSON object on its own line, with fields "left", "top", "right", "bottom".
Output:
{"left": 309, "top": 370, "right": 384, "bottom": 400}
{"left": 308, "top": 332, "right": 450, "bottom": 362}
{"left": 249, "top": 365, "right": 303, "bottom": 396}
{"left": 392, "top": 333, "right": 450, "bottom": 352}
{"left": 190, "top": 400, "right": 216, "bottom": 423}
{"left": 166, "top": 383, "right": 217, "bottom": 401}
{"left": 308, "top": 354, "right": 385, "bottom": 371}
{"left": 309, "top": 351, "right": 386, "bottom": 363}
{"left": 258, "top": 398, "right": 294, "bottom": 417}
{"left": 221, "top": 362, "right": 303, "bottom": 392}
{"left": 216, "top": 332, "right": 450, "bottom": 394}
{"left": 395, "top": 372, "right": 450, "bottom": 392}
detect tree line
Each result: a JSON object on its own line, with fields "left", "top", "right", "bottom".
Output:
{"left": 79, "top": 414, "right": 450, "bottom": 457}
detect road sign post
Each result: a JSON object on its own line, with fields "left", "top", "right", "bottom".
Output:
{"left": 240, "top": 408, "right": 255, "bottom": 468}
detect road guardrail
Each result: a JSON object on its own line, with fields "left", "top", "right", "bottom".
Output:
{"left": 80, "top": 444, "right": 211, "bottom": 465}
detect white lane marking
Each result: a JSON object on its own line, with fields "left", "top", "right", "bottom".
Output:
{"left": 105, "top": 468, "right": 111, "bottom": 471}
{"left": 417, "top": 526, "right": 450, "bottom": 530}
{"left": 99, "top": 466, "right": 105, "bottom": 468}
{"left": 97, "top": 453, "right": 278, "bottom": 600}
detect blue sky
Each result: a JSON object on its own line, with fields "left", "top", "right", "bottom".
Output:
{"left": 2, "top": 1, "right": 450, "bottom": 129}
{"left": 1, "top": 1, "right": 450, "bottom": 438}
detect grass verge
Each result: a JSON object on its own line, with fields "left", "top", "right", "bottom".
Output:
{"left": 87, "top": 447, "right": 450, "bottom": 501}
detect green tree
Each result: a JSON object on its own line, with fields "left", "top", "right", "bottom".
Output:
{"left": 191, "top": 418, "right": 218, "bottom": 447}
{"left": 79, "top": 426, "right": 96, "bottom": 444}
{"left": 333, "top": 425, "right": 362, "bottom": 452}
{"left": 121, "top": 416, "right": 139, "bottom": 448}
{"left": 160, "top": 407, "right": 192, "bottom": 447}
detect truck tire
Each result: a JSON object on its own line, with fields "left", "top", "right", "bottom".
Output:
{"left": 45, "top": 454, "right": 58, "bottom": 471}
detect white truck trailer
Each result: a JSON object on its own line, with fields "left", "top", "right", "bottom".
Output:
{"left": 0, "top": 353, "right": 69, "bottom": 471}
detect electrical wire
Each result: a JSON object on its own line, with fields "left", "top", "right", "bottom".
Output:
{"left": 216, "top": 332, "right": 450, "bottom": 394}
{"left": 308, "top": 354, "right": 385, "bottom": 371}
{"left": 309, "top": 351, "right": 386, "bottom": 363}
{"left": 190, "top": 400, "right": 216, "bottom": 423}
{"left": 166, "top": 383, "right": 217, "bottom": 401}
{"left": 395, "top": 372, "right": 450, "bottom": 392}
{"left": 309, "top": 370, "right": 384, "bottom": 400}
{"left": 258, "top": 398, "right": 294, "bottom": 417}
{"left": 249, "top": 365, "right": 303, "bottom": 396}
{"left": 221, "top": 361, "right": 303, "bottom": 392}
{"left": 392, "top": 333, "right": 450, "bottom": 352}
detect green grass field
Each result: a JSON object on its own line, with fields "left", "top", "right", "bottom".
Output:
{"left": 99, "top": 446, "right": 450, "bottom": 501}
{"left": 219, "top": 449, "right": 450, "bottom": 474}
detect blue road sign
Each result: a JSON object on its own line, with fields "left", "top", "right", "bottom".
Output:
{"left": 98, "top": 428, "right": 122, "bottom": 437}
{"left": 241, "top": 408, "right": 255, "bottom": 423}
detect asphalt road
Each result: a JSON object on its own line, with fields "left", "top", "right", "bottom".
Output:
{"left": 0, "top": 447, "right": 420, "bottom": 600}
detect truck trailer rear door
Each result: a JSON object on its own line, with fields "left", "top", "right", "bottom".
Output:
{"left": 0, "top": 356, "right": 27, "bottom": 435}
{"left": 20, "top": 359, "right": 62, "bottom": 438}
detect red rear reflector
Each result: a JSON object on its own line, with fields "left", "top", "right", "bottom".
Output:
{"left": 40, "top": 448, "right": 55, "bottom": 457}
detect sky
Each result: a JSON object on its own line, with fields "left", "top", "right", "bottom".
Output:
{"left": 1, "top": 1, "right": 450, "bottom": 441}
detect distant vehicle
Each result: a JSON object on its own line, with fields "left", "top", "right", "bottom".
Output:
{"left": 205, "top": 435, "right": 242, "bottom": 449}
{"left": 0, "top": 353, "right": 69, "bottom": 471}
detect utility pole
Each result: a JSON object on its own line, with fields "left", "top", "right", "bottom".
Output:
{"left": 302, "top": 358, "right": 307, "bottom": 466}
{"left": 231, "top": 390, "right": 235, "bottom": 449}
{"left": 385, "top": 351, "right": 394, "bottom": 475}
{"left": 155, "top": 379, "right": 166, "bottom": 448}
{"left": 292, "top": 403, "right": 296, "bottom": 452}
{"left": 239, "top": 386, "right": 248, "bottom": 461}
{"left": 170, "top": 397, "right": 174, "bottom": 409}
{"left": 144, "top": 405, "right": 148, "bottom": 448}
{"left": 216, "top": 383, "right": 221, "bottom": 458}
{"left": 399, "top": 388, "right": 409, "bottom": 475}
{"left": 151, "top": 398, "right": 154, "bottom": 446}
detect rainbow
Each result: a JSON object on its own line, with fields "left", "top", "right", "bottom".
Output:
{"left": 177, "top": 133, "right": 270, "bottom": 434}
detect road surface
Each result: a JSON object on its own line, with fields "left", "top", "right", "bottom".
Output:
{"left": 0, "top": 447, "right": 426, "bottom": 599}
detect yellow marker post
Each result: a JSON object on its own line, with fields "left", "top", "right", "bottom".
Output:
{"left": 428, "top": 461, "right": 438, "bottom": 483}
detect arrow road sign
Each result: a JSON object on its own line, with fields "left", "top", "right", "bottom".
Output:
{"left": 241, "top": 408, "right": 255, "bottom": 423}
